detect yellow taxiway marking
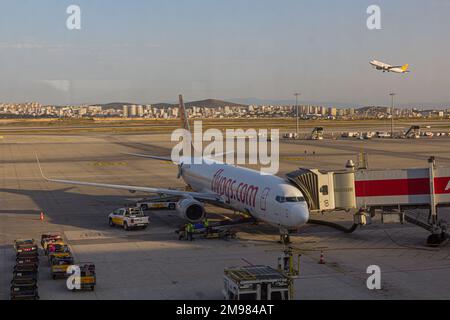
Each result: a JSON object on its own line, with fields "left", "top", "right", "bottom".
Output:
{"left": 91, "top": 161, "right": 128, "bottom": 167}
{"left": 281, "top": 157, "right": 307, "bottom": 161}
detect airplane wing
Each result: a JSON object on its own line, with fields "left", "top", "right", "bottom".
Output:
{"left": 123, "top": 151, "right": 233, "bottom": 164}
{"left": 36, "top": 156, "right": 221, "bottom": 202}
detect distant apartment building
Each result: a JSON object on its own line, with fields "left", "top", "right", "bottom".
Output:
{"left": 328, "top": 107, "right": 337, "bottom": 117}
{"left": 137, "top": 105, "right": 144, "bottom": 117}
{"left": 130, "top": 105, "right": 137, "bottom": 117}
{"left": 123, "top": 105, "right": 129, "bottom": 118}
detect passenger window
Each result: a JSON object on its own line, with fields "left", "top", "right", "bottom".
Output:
{"left": 320, "top": 185, "right": 329, "bottom": 195}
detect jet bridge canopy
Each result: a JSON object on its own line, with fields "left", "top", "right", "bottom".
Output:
{"left": 286, "top": 168, "right": 356, "bottom": 212}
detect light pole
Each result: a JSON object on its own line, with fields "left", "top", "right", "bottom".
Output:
{"left": 389, "top": 93, "right": 396, "bottom": 138}
{"left": 294, "top": 93, "right": 300, "bottom": 136}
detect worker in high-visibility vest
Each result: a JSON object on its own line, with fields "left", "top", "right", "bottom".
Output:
{"left": 203, "top": 218, "right": 210, "bottom": 236}
{"left": 186, "top": 223, "right": 194, "bottom": 241}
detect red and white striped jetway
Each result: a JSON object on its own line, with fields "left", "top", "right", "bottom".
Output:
{"left": 355, "top": 166, "right": 450, "bottom": 210}
{"left": 286, "top": 157, "right": 450, "bottom": 245}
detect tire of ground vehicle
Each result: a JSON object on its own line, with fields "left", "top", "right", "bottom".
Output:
{"left": 168, "top": 203, "right": 176, "bottom": 210}
{"left": 140, "top": 204, "right": 148, "bottom": 210}
{"left": 108, "top": 218, "right": 114, "bottom": 227}
{"left": 123, "top": 222, "right": 129, "bottom": 231}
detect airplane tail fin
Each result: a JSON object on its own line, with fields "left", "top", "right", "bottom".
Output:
{"left": 179, "top": 94, "right": 191, "bottom": 133}
{"left": 401, "top": 64, "right": 409, "bottom": 72}
{"left": 178, "top": 94, "right": 196, "bottom": 160}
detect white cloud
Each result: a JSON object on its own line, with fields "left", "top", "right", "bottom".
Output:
{"left": 0, "top": 42, "right": 70, "bottom": 50}
{"left": 41, "top": 80, "right": 71, "bottom": 93}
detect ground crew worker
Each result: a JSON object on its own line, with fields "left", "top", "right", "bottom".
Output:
{"left": 186, "top": 223, "right": 194, "bottom": 241}
{"left": 203, "top": 218, "right": 210, "bottom": 235}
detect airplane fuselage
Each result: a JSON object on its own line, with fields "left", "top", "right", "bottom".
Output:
{"left": 370, "top": 60, "right": 409, "bottom": 74}
{"left": 181, "top": 158, "right": 309, "bottom": 230}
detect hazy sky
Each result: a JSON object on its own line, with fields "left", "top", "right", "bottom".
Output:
{"left": 0, "top": 0, "right": 450, "bottom": 106}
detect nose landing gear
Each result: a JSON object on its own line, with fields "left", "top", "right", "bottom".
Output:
{"left": 278, "top": 228, "right": 292, "bottom": 245}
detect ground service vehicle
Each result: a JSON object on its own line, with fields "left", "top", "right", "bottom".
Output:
{"left": 50, "top": 256, "right": 74, "bottom": 279}
{"left": 48, "top": 244, "right": 72, "bottom": 263}
{"left": 41, "top": 233, "right": 63, "bottom": 247}
{"left": 223, "top": 266, "right": 291, "bottom": 300}
{"left": 108, "top": 207, "right": 149, "bottom": 230}
{"left": 68, "top": 263, "right": 96, "bottom": 291}
{"left": 14, "top": 239, "right": 38, "bottom": 255}
{"left": 136, "top": 195, "right": 179, "bottom": 211}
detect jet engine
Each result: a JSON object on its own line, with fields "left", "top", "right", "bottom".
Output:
{"left": 176, "top": 198, "right": 205, "bottom": 222}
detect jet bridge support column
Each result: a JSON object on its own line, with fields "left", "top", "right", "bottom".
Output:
{"left": 426, "top": 156, "right": 448, "bottom": 246}
{"left": 429, "top": 156, "right": 437, "bottom": 225}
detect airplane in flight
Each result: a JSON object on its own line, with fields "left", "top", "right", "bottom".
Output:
{"left": 370, "top": 60, "right": 410, "bottom": 74}
{"left": 37, "top": 95, "right": 309, "bottom": 243}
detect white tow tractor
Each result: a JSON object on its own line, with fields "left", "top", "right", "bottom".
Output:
{"left": 108, "top": 207, "right": 149, "bottom": 230}
{"left": 135, "top": 195, "right": 180, "bottom": 211}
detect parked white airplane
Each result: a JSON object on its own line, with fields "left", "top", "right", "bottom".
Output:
{"left": 370, "top": 60, "right": 410, "bottom": 73}
{"left": 37, "top": 95, "right": 309, "bottom": 243}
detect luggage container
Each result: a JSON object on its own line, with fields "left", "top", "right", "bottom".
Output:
{"left": 14, "top": 264, "right": 38, "bottom": 273}
{"left": 16, "top": 256, "right": 39, "bottom": 265}
{"left": 14, "top": 239, "right": 38, "bottom": 255}
{"left": 48, "top": 244, "right": 72, "bottom": 263}
{"left": 12, "top": 271, "right": 38, "bottom": 283}
{"left": 41, "top": 233, "right": 63, "bottom": 248}
{"left": 50, "top": 257, "right": 74, "bottom": 279}
{"left": 68, "top": 263, "right": 96, "bottom": 291}
{"left": 10, "top": 284, "right": 39, "bottom": 300}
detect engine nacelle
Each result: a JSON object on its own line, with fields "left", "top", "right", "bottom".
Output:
{"left": 176, "top": 198, "right": 205, "bottom": 222}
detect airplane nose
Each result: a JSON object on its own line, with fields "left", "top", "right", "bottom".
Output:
{"left": 291, "top": 204, "right": 309, "bottom": 226}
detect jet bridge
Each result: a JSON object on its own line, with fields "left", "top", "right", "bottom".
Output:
{"left": 404, "top": 125, "right": 421, "bottom": 139}
{"left": 287, "top": 157, "right": 450, "bottom": 246}
{"left": 310, "top": 127, "right": 324, "bottom": 140}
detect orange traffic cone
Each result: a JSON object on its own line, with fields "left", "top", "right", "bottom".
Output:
{"left": 319, "top": 250, "right": 325, "bottom": 264}
{"left": 40, "top": 212, "right": 44, "bottom": 221}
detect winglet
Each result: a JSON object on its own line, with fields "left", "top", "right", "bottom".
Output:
{"left": 35, "top": 154, "right": 49, "bottom": 180}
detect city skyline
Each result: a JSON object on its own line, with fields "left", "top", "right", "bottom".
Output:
{"left": 1, "top": 1, "right": 450, "bottom": 106}
{"left": 2, "top": 100, "right": 448, "bottom": 121}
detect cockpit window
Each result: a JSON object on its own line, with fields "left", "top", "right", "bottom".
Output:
{"left": 276, "top": 196, "right": 305, "bottom": 203}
